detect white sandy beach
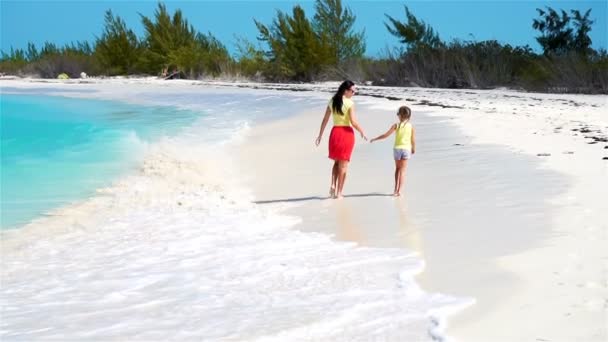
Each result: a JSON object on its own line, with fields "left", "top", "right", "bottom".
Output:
{"left": 232, "top": 81, "right": 608, "bottom": 341}
{"left": 1, "top": 78, "right": 607, "bottom": 341}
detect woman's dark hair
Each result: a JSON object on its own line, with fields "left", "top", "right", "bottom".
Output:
{"left": 331, "top": 80, "right": 355, "bottom": 116}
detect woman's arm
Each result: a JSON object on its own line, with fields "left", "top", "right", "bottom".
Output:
{"left": 349, "top": 105, "right": 367, "bottom": 140}
{"left": 370, "top": 124, "right": 397, "bottom": 142}
{"left": 411, "top": 127, "right": 416, "bottom": 154}
{"left": 315, "top": 106, "right": 332, "bottom": 146}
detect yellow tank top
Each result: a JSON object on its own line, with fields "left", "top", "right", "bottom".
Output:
{"left": 329, "top": 97, "right": 353, "bottom": 126}
{"left": 394, "top": 121, "right": 412, "bottom": 150}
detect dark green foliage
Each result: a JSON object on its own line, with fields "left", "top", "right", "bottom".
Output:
{"left": 570, "top": 9, "right": 594, "bottom": 55}
{"left": 139, "top": 3, "right": 196, "bottom": 73}
{"left": 194, "top": 32, "right": 232, "bottom": 77}
{"left": 29, "top": 41, "right": 96, "bottom": 78}
{"left": 0, "top": 1, "right": 605, "bottom": 93}
{"left": 517, "top": 58, "right": 552, "bottom": 90}
{"left": 0, "top": 41, "right": 96, "bottom": 78}
{"left": 535, "top": 51, "right": 607, "bottom": 93}
{"left": 0, "top": 1, "right": 231, "bottom": 79}
{"left": 234, "top": 36, "right": 266, "bottom": 78}
{"left": 0, "top": 48, "right": 28, "bottom": 74}
{"left": 533, "top": 7, "right": 573, "bottom": 55}
{"left": 591, "top": 49, "right": 608, "bottom": 91}
{"left": 363, "top": 38, "right": 607, "bottom": 93}
{"left": 313, "top": 0, "right": 366, "bottom": 63}
{"left": 255, "top": 5, "right": 329, "bottom": 81}
{"left": 532, "top": 7, "right": 595, "bottom": 56}
{"left": 385, "top": 6, "right": 443, "bottom": 50}
{"left": 139, "top": 3, "right": 230, "bottom": 77}
{"left": 370, "top": 5, "right": 606, "bottom": 93}
{"left": 95, "top": 10, "right": 140, "bottom": 75}
{"left": 253, "top": 0, "right": 365, "bottom": 81}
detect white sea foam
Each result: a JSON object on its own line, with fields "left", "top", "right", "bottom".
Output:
{"left": 1, "top": 82, "right": 472, "bottom": 341}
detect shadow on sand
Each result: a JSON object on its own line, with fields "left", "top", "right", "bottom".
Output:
{"left": 253, "top": 192, "right": 393, "bottom": 205}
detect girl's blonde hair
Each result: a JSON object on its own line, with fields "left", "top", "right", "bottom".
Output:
{"left": 397, "top": 106, "right": 411, "bottom": 120}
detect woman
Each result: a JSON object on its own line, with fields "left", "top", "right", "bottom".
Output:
{"left": 315, "top": 80, "right": 367, "bottom": 199}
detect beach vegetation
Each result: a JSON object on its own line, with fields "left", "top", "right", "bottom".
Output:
{"left": 384, "top": 6, "right": 443, "bottom": 50}
{"left": 313, "top": 0, "right": 366, "bottom": 63}
{"left": 532, "top": 7, "right": 594, "bottom": 56}
{"left": 252, "top": 0, "right": 366, "bottom": 81}
{"left": 0, "top": 48, "right": 28, "bottom": 75}
{"left": 0, "top": 2, "right": 605, "bottom": 93}
{"left": 254, "top": 5, "right": 330, "bottom": 81}
{"left": 369, "top": 5, "right": 607, "bottom": 93}
{"left": 5, "top": 41, "right": 97, "bottom": 79}
{"left": 233, "top": 36, "right": 267, "bottom": 79}
{"left": 138, "top": 3, "right": 231, "bottom": 77}
{"left": 95, "top": 10, "right": 141, "bottom": 76}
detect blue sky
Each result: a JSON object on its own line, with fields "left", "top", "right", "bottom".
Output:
{"left": 1, "top": 0, "right": 606, "bottom": 57}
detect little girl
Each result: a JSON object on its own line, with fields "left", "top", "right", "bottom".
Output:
{"left": 370, "top": 106, "right": 416, "bottom": 196}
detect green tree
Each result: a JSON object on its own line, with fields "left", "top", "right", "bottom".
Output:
{"left": 195, "top": 32, "right": 232, "bottom": 76}
{"left": 95, "top": 9, "right": 140, "bottom": 75}
{"left": 313, "top": 0, "right": 365, "bottom": 63}
{"left": 532, "top": 7, "right": 596, "bottom": 56}
{"left": 384, "top": 5, "right": 443, "bottom": 50}
{"left": 25, "top": 42, "right": 39, "bottom": 61}
{"left": 38, "top": 42, "right": 60, "bottom": 57}
{"left": 570, "top": 9, "right": 594, "bottom": 55}
{"left": 139, "top": 3, "right": 197, "bottom": 73}
{"left": 255, "top": 6, "right": 328, "bottom": 80}
{"left": 234, "top": 36, "right": 266, "bottom": 77}
{"left": 139, "top": 2, "right": 229, "bottom": 76}
{"left": 0, "top": 47, "right": 28, "bottom": 74}
{"left": 532, "top": 7, "right": 573, "bottom": 55}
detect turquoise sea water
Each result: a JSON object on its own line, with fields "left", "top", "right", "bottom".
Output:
{"left": 1, "top": 94, "right": 199, "bottom": 229}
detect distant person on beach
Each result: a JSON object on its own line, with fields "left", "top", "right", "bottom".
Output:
{"left": 370, "top": 105, "right": 416, "bottom": 196}
{"left": 315, "top": 80, "right": 367, "bottom": 199}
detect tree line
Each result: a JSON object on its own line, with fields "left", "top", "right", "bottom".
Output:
{"left": 1, "top": 0, "right": 606, "bottom": 93}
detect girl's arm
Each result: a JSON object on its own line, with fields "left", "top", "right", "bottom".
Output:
{"left": 315, "top": 106, "right": 332, "bottom": 146}
{"left": 349, "top": 105, "right": 368, "bottom": 140}
{"left": 370, "top": 124, "right": 397, "bottom": 142}
{"left": 411, "top": 127, "right": 416, "bottom": 154}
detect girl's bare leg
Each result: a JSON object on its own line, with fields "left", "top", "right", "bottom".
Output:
{"left": 394, "top": 160, "right": 400, "bottom": 195}
{"left": 394, "top": 160, "right": 408, "bottom": 196}
{"left": 336, "top": 160, "right": 349, "bottom": 199}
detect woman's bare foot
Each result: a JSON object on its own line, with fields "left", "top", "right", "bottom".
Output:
{"left": 393, "top": 192, "right": 400, "bottom": 197}
{"left": 329, "top": 186, "right": 336, "bottom": 198}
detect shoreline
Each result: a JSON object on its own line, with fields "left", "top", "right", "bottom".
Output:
{"left": 4, "top": 77, "right": 606, "bottom": 158}
{"left": 1, "top": 78, "right": 607, "bottom": 341}
{"left": 3, "top": 74, "right": 608, "bottom": 96}
{"left": 1, "top": 80, "right": 468, "bottom": 341}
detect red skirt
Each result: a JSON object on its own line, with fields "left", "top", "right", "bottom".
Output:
{"left": 328, "top": 126, "right": 355, "bottom": 161}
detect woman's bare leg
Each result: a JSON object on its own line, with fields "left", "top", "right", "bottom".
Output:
{"left": 330, "top": 161, "right": 338, "bottom": 197}
{"left": 336, "top": 160, "right": 349, "bottom": 198}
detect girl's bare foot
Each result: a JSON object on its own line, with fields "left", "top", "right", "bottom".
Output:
{"left": 393, "top": 192, "right": 400, "bottom": 197}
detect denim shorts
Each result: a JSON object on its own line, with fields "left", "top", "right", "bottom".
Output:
{"left": 393, "top": 148, "right": 411, "bottom": 160}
